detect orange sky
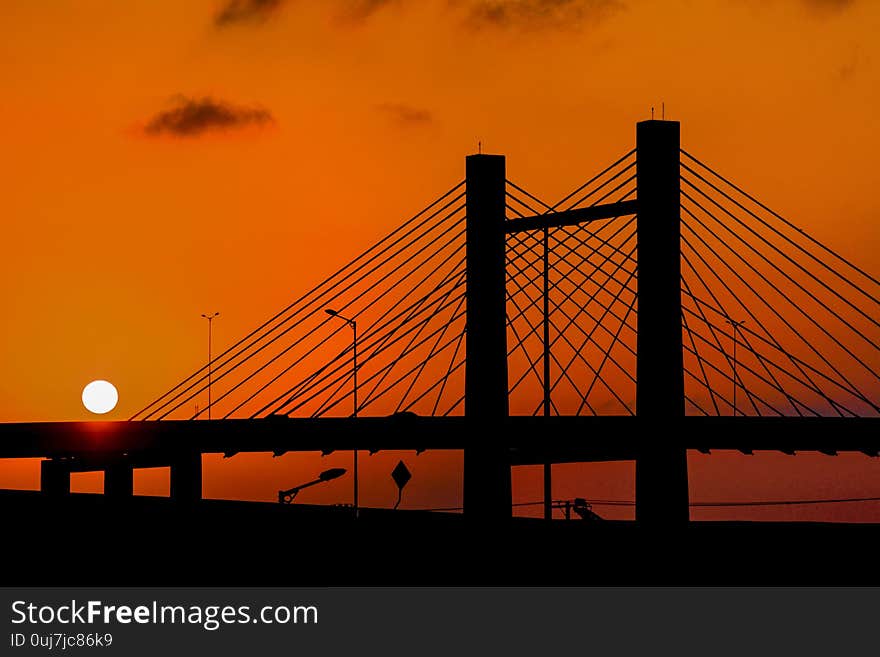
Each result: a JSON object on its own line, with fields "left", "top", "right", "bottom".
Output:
{"left": 1, "top": 0, "right": 878, "bottom": 520}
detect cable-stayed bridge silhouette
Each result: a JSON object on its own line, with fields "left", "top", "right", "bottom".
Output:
{"left": 2, "top": 120, "right": 878, "bottom": 528}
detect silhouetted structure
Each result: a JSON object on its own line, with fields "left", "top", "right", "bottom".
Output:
{"left": 465, "top": 153, "right": 512, "bottom": 518}
{"left": 634, "top": 120, "right": 688, "bottom": 526}
{"left": 2, "top": 119, "right": 879, "bottom": 535}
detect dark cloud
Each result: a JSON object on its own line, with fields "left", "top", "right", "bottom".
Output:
{"left": 210, "top": 1, "right": 855, "bottom": 34}
{"left": 465, "top": 0, "right": 624, "bottom": 31}
{"left": 801, "top": 0, "right": 856, "bottom": 13}
{"left": 214, "top": 0, "right": 284, "bottom": 26}
{"left": 215, "top": 0, "right": 395, "bottom": 27}
{"left": 213, "top": 0, "right": 625, "bottom": 31}
{"left": 143, "top": 97, "right": 274, "bottom": 138}
{"left": 738, "top": 0, "right": 858, "bottom": 16}
{"left": 338, "top": 0, "right": 397, "bottom": 23}
{"left": 377, "top": 103, "right": 433, "bottom": 125}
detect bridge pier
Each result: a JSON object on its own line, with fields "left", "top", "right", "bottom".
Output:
{"left": 104, "top": 461, "right": 134, "bottom": 499}
{"left": 635, "top": 120, "right": 689, "bottom": 527}
{"left": 464, "top": 153, "right": 512, "bottom": 519}
{"left": 40, "top": 459, "right": 70, "bottom": 496}
{"left": 170, "top": 452, "right": 202, "bottom": 503}
{"left": 39, "top": 452, "right": 199, "bottom": 502}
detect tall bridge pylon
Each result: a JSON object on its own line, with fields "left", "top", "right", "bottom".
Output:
{"left": 464, "top": 121, "right": 689, "bottom": 523}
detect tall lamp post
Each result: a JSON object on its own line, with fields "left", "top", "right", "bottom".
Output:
{"left": 726, "top": 318, "right": 746, "bottom": 417}
{"left": 325, "top": 308, "right": 358, "bottom": 516}
{"left": 201, "top": 312, "right": 220, "bottom": 419}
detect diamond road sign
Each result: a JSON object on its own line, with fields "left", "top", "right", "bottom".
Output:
{"left": 391, "top": 460, "right": 412, "bottom": 490}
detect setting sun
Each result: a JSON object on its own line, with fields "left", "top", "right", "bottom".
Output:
{"left": 81, "top": 380, "right": 118, "bottom": 415}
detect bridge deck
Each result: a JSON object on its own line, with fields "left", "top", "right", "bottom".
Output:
{"left": 0, "top": 416, "right": 876, "bottom": 465}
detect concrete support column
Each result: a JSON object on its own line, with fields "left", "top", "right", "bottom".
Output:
{"left": 40, "top": 459, "right": 70, "bottom": 496}
{"left": 104, "top": 461, "right": 134, "bottom": 499}
{"left": 170, "top": 452, "right": 202, "bottom": 503}
{"left": 464, "top": 153, "right": 512, "bottom": 519}
{"left": 635, "top": 120, "right": 689, "bottom": 527}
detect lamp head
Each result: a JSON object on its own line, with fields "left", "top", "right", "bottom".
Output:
{"left": 319, "top": 467, "right": 347, "bottom": 482}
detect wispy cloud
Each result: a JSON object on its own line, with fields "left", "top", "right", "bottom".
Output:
{"left": 214, "top": 0, "right": 285, "bottom": 27}
{"left": 801, "top": 0, "right": 856, "bottom": 14}
{"left": 464, "top": 0, "right": 624, "bottom": 31}
{"left": 213, "top": 0, "right": 624, "bottom": 30}
{"left": 835, "top": 45, "right": 869, "bottom": 81}
{"left": 142, "top": 97, "right": 275, "bottom": 138}
{"left": 210, "top": 0, "right": 855, "bottom": 35}
{"left": 377, "top": 102, "right": 433, "bottom": 125}
{"left": 338, "top": 0, "right": 397, "bottom": 23}
{"left": 215, "top": 0, "right": 397, "bottom": 27}
{"left": 738, "top": 0, "right": 858, "bottom": 17}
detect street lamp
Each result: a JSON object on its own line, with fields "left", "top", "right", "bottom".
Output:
{"left": 726, "top": 318, "right": 746, "bottom": 417}
{"left": 278, "top": 467, "right": 347, "bottom": 504}
{"left": 325, "top": 308, "right": 358, "bottom": 516}
{"left": 201, "top": 312, "right": 220, "bottom": 419}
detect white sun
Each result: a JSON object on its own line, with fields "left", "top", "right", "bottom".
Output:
{"left": 82, "top": 380, "right": 118, "bottom": 415}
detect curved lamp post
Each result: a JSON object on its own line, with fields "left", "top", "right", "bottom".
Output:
{"left": 278, "top": 468, "right": 347, "bottom": 504}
